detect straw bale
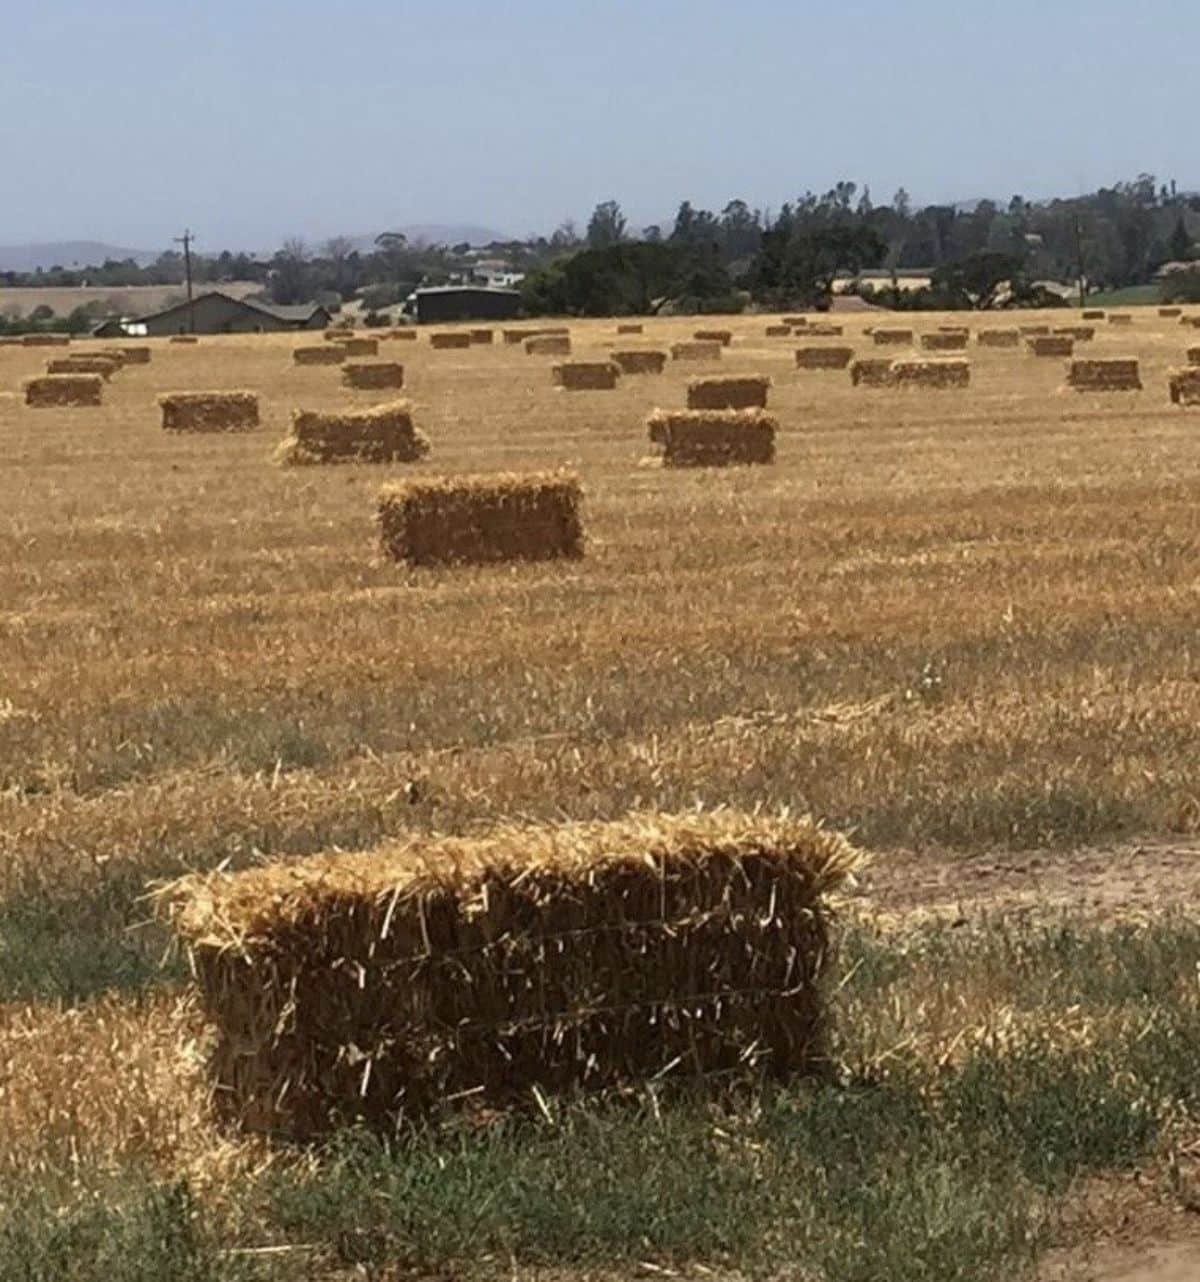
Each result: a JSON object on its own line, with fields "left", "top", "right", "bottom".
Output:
{"left": 693, "top": 328, "right": 733, "bottom": 346}
{"left": 324, "top": 329, "right": 352, "bottom": 341}
{"left": 795, "top": 345, "right": 853, "bottom": 370}
{"left": 920, "top": 331, "right": 968, "bottom": 351}
{"left": 850, "top": 358, "right": 895, "bottom": 387}
{"left": 342, "top": 361, "right": 405, "bottom": 390}
{"left": 525, "top": 335, "right": 571, "bottom": 356}
{"left": 1065, "top": 358, "right": 1142, "bottom": 392}
{"left": 0, "top": 336, "right": 21, "bottom": 346}
{"left": 805, "top": 322, "right": 843, "bottom": 337}
{"left": 292, "top": 344, "right": 347, "bottom": 366}
{"left": 938, "top": 324, "right": 970, "bottom": 334}
{"left": 377, "top": 470, "right": 583, "bottom": 567}
{"left": 469, "top": 328, "right": 494, "bottom": 345}
{"left": 160, "top": 809, "right": 859, "bottom": 1137}
{"left": 1052, "top": 326, "right": 1095, "bottom": 341}
{"left": 1082, "top": 309, "right": 1105, "bottom": 320}
{"left": 21, "top": 334, "right": 70, "bottom": 347}
{"left": 159, "top": 391, "right": 259, "bottom": 432}
{"left": 648, "top": 408, "right": 776, "bottom": 466}
{"left": 617, "top": 323, "right": 644, "bottom": 334}
{"left": 169, "top": 334, "right": 199, "bottom": 344}
{"left": 890, "top": 358, "right": 970, "bottom": 389}
{"left": 95, "top": 348, "right": 128, "bottom": 367}
{"left": 1182, "top": 317, "right": 1200, "bottom": 329}
{"left": 765, "top": 324, "right": 792, "bottom": 337}
{"left": 613, "top": 349, "right": 667, "bottom": 375}
{"left": 340, "top": 337, "right": 379, "bottom": 356}
{"left": 503, "top": 328, "right": 541, "bottom": 344}
{"left": 1168, "top": 367, "right": 1200, "bottom": 406}
{"left": 118, "top": 345, "right": 152, "bottom": 364}
{"left": 280, "top": 400, "right": 429, "bottom": 465}
{"left": 686, "top": 375, "right": 770, "bottom": 410}
{"left": 1027, "top": 335, "right": 1074, "bottom": 357}
{"left": 872, "top": 328, "right": 913, "bottom": 346}
{"left": 1019, "top": 325, "right": 1050, "bottom": 337}
{"left": 1160, "top": 307, "right": 1183, "bottom": 318}
{"left": 24, "top": 374, "right": 103, "bottom": 407}
{"left": 1108, "top": 314, "right": 1133, "bottom": 326}
{"left": 670, "top": 340, "right": 722, "bottom": 361}
{"left": 977, "top": 328, "right": 1020, "bottom": 348}
{"left": 553, "top": 361, "right": 620, "bottom": 390}
{"left": 45, "top": 355, "right": 121, "bottom": 380}
{"left": 431, "top": 332, "right": 472, "bottom": 349}
{"left": 383, "top": 328, "right": 418, "bottom": 341}
{"left": 1188, "top": 347, "right": 1200, "bottom": 366}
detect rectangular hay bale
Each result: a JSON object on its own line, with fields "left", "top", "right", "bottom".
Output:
{"left": 765, "top": 324, "right": 792, "bottom": 337}
{"left": 670, "top": 340, "right": 722, "bottom": 361}
{"left": 1052, "top": 326, "right": 1095, "bottom": 341}
{"left": 686, "top": 375, "right": 770, "bottom": 410}
{"left": 553, "top": 361, "right": 620, "bottom": 390}
{"left": 977, "top": 329, "right": 1020, "bottom": 348}
{"left": 1160, "top": 307, "right": 1183, "bottom": 318}
{"left": 872, "top": 328, "right": 913, "bottom": 346}
{"left": 612, "top": 349, "right": 667, "bottom": 375}
{"left": 525, "top": 335, "right": 571, "bottom": 356}
{"left": 24, "top": 374, "right": 103, "bottom": 407}
{"left": 850, "top": 358, "right": 894, "bottom": 387}
{"left": 617, "top": 323, "right": 644, "bottom": 335}
{"left": 342, "top": 361, "right": 405, "bottom": 390}
{"left": 804, "top": 322, "right": 843, "bottom": 337}
{"left": 795, "top": 345, "right": 853, "bottom": 370}
{"left": 469, "top": 329, "right": 494, "bottom": 345}
{"left": 693, "top": 329, "right": 732, "bottom": 346}
{"left": 21, "top": 334, "right": 70, "bottom": 347}
{"left": 920, "top": 331, "right": 969, "bottom": 351}
{"left": 1066, "top": 358, "right": 1142, "bottom": 392}
{"left": 431, "top": 332, "right": 472, "bottom": 350}
{"left": 293, "top": 344, "right": 347, "bottom": 366}
{"left": 340, "top": 337, "right": 379, "bottom": 356}
{"left": 169, "top": 334, "right": 199, "bottom": 344}
{"left": 1108, "top": 314, "right": 1133, "bottom": 326}
{"left": 1169, "top": 367, "right": 1200, "bottom": 406}
{"left": 384, "top": 328, "right": 418, "bottom": 341}
{"left": 118, "top": 346, "right": 152, "bottom": 364}
{"left": 1188, "top": 347, "right": 1200, "bottom": 366}
{"left": 649, "top": 408, "right": 776, "bottom": 466}
{"left": 281, "top": 400, "right": 429, "bottom": 464}
{"left": 1082, "top": 309, "right": 1106, "bottom": 320}
{"left": 159, "top": 391, "right": 259, "bottom": 432}
{"left": 1027, "top": 335, "right": 1074, "bottom": 357}
{"left": 45, "top": 355, "right": 120, "bottom": 380}
{"left": 890, "top": 358, "right": 970, "bottom": 389}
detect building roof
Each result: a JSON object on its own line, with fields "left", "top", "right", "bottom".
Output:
{"left": 413, "top": 285, "right": 521, "bottom": 298}
{"left": 127, "top": 289, "right": 329, "bottom": 325}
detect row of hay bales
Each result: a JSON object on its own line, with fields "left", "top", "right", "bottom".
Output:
{"left": 645, "top": 373, "right": 777, "bottom": 467}
{"left": 23, "top": 344, "right": 152, "bottom": 406}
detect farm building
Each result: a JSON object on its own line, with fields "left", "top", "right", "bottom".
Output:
{"left": 410, "top": 286, "right": 522, "bottom": 324}
{"left": 93, "top": 291, "right": 331, "bottom": 337}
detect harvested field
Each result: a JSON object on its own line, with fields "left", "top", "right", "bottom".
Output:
{"left": 1027, "top": 335, "right": 1074, "bottom": 357}
{"left": 1168, "top": 367, "right": 1200, "bottom": 406}
{"left": 670, "top": 340, "right": 722, "bottom": 361}
{"left": 341, "top": 360, "right": 405, "bottom": 390}
{"left": 891, "top": 357, "right": 970, "bottom": 388}
{"left": 920, "top": 331, "right": 969, "bottom": 351}
{"left": 292, "top": 344, "right": 346, "bottom": 366}
{"left": 526, "top": 334, "right": 571, "bottom": 356}
{"left": 648, "top": 407, "right": 777, "bottom": 466}
{"left": 158, "top": 390, "right": 259, "bottom": 431}
{"left": 1066, "top": 357, "right": 1142, "bottom": 391}
{"left": 612, "top": 348, "right": 667, "bottom": 374}
{"left": 872, "top": 328, "right": 913, "bottom": 346}
{"left": 279, "top": 400, "right": 429, "bottom": 464}
{"left": 850, "top": 357, "right": 894, "bottom": 387}
{"left": 553, "top": 361, "right": 620, "bottom": 390}
{"left": 978, "top": 328, "right": 1020, "bottom": 348}
{"left": 45, "top": 354, "right": 121, "bottom": 379}
{"left": 431, "top": 332, "right": 472, "bottom": 350}
{"left": 795, "top": 345, "right": 853, "bottom": 370}
{"left": 686, "top": 374, "right": 770, "bottom": 409}
{"left": 23, "top": 373, "right": 103, "bottom": 406}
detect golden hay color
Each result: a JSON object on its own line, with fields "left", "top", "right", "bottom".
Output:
{"left": 1168, "top": 367, "right": 1200, "bottom": 406}
{"left": 159, "top": 809, "right": 859, "bottom": 1136}
{"left": 292, "top": 344, "right": 347, "bottom": 366}
{"left": 850, "top": 357, "right": 895, "bottom": 387}
{"left": 1159, "top": 307, "right": 1183, "bottom": 318}
{"left": 1188, "top": 346, "right": 1200, "bottom": 366}
{"left": 977, "top": 329, "right": 1020, "bottom": 348}
{"left": 503, "top": 328, "right": 542, "bottom": 344}
{"left": 383, "top": 328, "right": 418, "bottom": 341}
{"left": 765, "top": 324, "right": 792, "bottom": 337}
{"left": 1108, "top": 314, "right": 1134, "bottom": 327}
{"left": 430, "top": 332, "right": 472, "bottom": 350}
{"left": 118, "top": 345, "right": 152, "bottom": 364}
{"left": 804, "top": 322, "right": 843, "bottom": 337}
{"left": 872, "top": 328, "right": 913, "bottom": 346}
{"left": 670, "top": 340, "right": 722, "bottom": 361}
{"left": 1066, "top": 358, "right": 1142, "bottom": 392}
{"left": 24, "top": 374, "right": 103, "bottom": 407}
{"left": 342, "top": 361, "right": 405, "bottom": 390}
{"left": 795, "top": 346, "right": 854, "bottom": 370}
{"left": 1019, "top": 325, "right": 1050, "bottom": 337}
{"left": 1082, "top": 309, "right": 1106, "bottom": 320}
{"left": 648, "top": 408, "right": 776, "bottom": 466}
{"left": 1027, "top": 335, "right": 1074, "bottom": 357}
{"left": 920, "top": 331, "right": 969, "bottom": 352}
{"left": 612, "top": 349, "right": 667, "bottom": 375}
{"left": 45, "top": 355, "right": 121, "bottom": 380}
{"left": 340, "top": 337, "right": 379, "bottom": 356}
{"left": 469, "top": 328, "right": 494, "bottom": 345}
{"left": 525, "top": 334, "right": 571, "bottom": 356}
{"left": 891, "top": 358, "right": 971, "bottom": 389}
{"left": 377, "top": 470, "right": 583, "bottom": 567}
{"left": 1053, "top": 326, "right": 1095, "bottom": 342}
{"left": 553, "top": 361, "right": 621, "bottom": 390}
{"left": 280, "top": 400, "right": 430, "bottom": 465}
{"left": 693, "top": 328, "right": 733, "bottom": 346}
{"left": 169, "top": 334, "right": 200, "bottom": 344}
{"left": 21, "top": 334, "right": 70, "bottom": 347}
{"left": 686, "top": 375, "right": 770, "bottom": 410}
{"left": 159, "top": 391, "right": 259, "bottom": 432}
{"left": 782, "top": 315, "right": 809, "bottom": 327}
{"left": 617, "top": 322, "right": 644, "bottom": 334}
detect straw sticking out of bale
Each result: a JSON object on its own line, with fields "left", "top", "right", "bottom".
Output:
{"left": 890, "top": 358, "right": 971, "bottom": 389}
{"left": 920, "top": 331, "right": 969, "bottom": 351}
{"left": 850, "top": 358, "right": 895, "bottom": 387}
{"left": 693, "top": 329, "right": 733, "bottom": 346}
{"left": 525, "top": 335, "right": 572, "bottom": 356}
{"left": 431, "top": 332, "right": 472, "bottom": 350}
{"left": 670, "top": 341, "right": 722, "bottom": 362}
{"left": 686, "top": 375, "right": 770, "bottom": 410}
{"left": 1168, "top": 367, "right": 1200, "bottom": 406}
{"left": 279, "top": 400, "right": 429, "bottom": 465}
{"left": 342, "top": 361, "right": 405, "bottom": 390}
{"left": 872, "top": 328, "right": 913, "bottom": 346}
{"left": 795, "top": 346, "right": 854, "bottom": 370}
{"left": 553, "top": 361, "right": 620, "bottom": 390}
{"left": 24, "top": 375, "right": 103, "bottom": 407}
{"left": 1027, "top": 335, "right": 1074, "bottom": 357}
{"left": 159, "top": 391, "right": 259, "bottom": 432}
{"left": 649, "top": 408, "right": 777, "bottom": 466}
{"left": 977, "top": 329, "right": 1020, "bottom": 348}
{"left": 469, "top": 329, "right": 494, "bottom": 345}
{"left": 1066, "top": 358, "right": 1142, "bottom": 392}
{"left": 612, "top": 349, "right": 667, "bottom": 375}
{"left": 293, "top": 345, "right": 346, "bottom": 366}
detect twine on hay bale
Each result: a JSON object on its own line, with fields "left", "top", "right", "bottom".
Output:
{"left": 377, "top": 470, "right": 583, "bottom": 568}
{"left": 169, "top": 334, "right": 199, "bottom": 344}
{"left": 765, "top": 324, "right": 792, "bottom": 337}
{"left": 1108, "top": 314, "right": 1134, "bottom": 326}
{"left": 45, "top": 355, "right": 121, "bottom": 380}
{"left": 1168, "top": 367, "right": 1200, "bottom": 406}
{"left": 1082, "top": 309, "right": 1105, "bottom": 320}
{"left": 158, "top": 391, "right": 259, "bottom": 432}
{"left": 795, "top": 345, "right": 853, "bottom": 370}
{"left": 1160, "top": 307, "right": 1183, "bottom": 318}
{"left": 279, "top": 400, "right": 429, "bottom": 465}
{"left": 872, "top": 328, "right": 913, "bottom": 346}
{"left": 977, "top": 328, "right": 1020, "bottom": 348}
{"left": 469, "top": 329, "right": 494, "bottom": 345}
{"left": 850, "top": 358, "right": 894, "bottom": 387}
{"left": 553, "top": 361, "right": 620, "bottom": 390}
{"left": 430, "top": 332, "right": 472, "bottom": 350}
{"left": 21, "top": 334, "right": 70, "bottom": 347}
{"left": 617, "top": 323, "right": 644, "bottom": 334}
{"left": 920, "top": 331, "right": 969, "bottom": 351}
{"left": 292, "top": 344, "right": 346, "bottom": 366}
{"left": 670, "top": 340, "right": 722, "bottom": 362}
{"left": 890, "top": 358, "right": 970, "bottom": 389}
{"left": 24, "top": 374, "right": 103, "bottom": 407}
{"left": 686, "top": 375, "right": 770, "bottom": 410}
{"left": 693, "top": 328, "right": 733, "bottom": 346}
{"left": 342, "top": 361, "right": 405, "bottom": 390}
{"left": 1065, "top": 358, "right": 1142, "bottom": 392}
{"left": 612, "top": 349, "right": 667, "bottom": 375}
{"left": 340, "top": 337, "right": 379, "bottom": 356}
{"left": 1027, "top": 335, "right": 1074, "bottom": 357}
{"left": 525, "top": 334, "right": 571, "bottom": 356}
{"left": 649, "top": 408, "right": 776, "bottom": 466}
{"left": 157, "top": 809, "right": 860, "bottom": 1138}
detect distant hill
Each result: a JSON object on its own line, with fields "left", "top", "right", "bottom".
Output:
{"left": 0, "top": 242, "right": 158, "bottom": 272}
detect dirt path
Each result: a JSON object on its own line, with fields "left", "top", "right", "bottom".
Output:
{"left": 1041, "top": 1238, "right": 1200, "bottom": 1281}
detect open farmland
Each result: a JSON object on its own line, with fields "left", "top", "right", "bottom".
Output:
{"left": 4, "top": 311, "right": 1200, "bottom": 1278}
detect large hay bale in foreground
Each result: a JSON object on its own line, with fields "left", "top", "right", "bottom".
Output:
{"left": 1168, "top": 367, "right": 1200, "bottom": 406}
{"left": 525, "top": 334, "right": 571, "bottom": 356}
{"left": 553, "top": 361, "right": 620, "bottom": 390}
{"left": 850, "top": 358, "right": 894, "bottom": 387}
{"left": 430, "top": 332, "right": 472, "bottom": 350}
{"left": 169, "top": 334, "right": 199, "bottom": 344}
{"left": 649, "top": 408, "right": 776, "bottom": 466}
{"left": 891, "top": 358, "right": 970, "bottom": 389}
{"left": 1082, "top": 309, "right": 1106, "bottom": 320}
{"left": 686, "top": 375, "right": 770, "bottom": 409}
{"left": 24, "top": 375, "right": 103, "bottom": 407}
{"left": 670, "top": 340, "right": 722, "bottom": 362}
{"left": 1027, "top": 335, "right": 1074, "bottom": 357}
{"left": 617, "top": 322, "right": 644, "bottom": 334}
{"left": 920, "top": 331, "right": 968, "bottom": 351}
{"left": 161, "top": 810, "right": 859, "bottom": 1137}
{"left": 872, "top": 328, "right": 913, "bottom": 346}
{"left": 45, "top": 355, "right": 120, "bottom": 380}
{"left": 280, "top": 401, "right": 429, "bottom": 465}
{"left": 795, "top": 345, "right": 853, "bottom": 370}
{"left": 378, "top": 471, "right": 583, "bottom": 567}
{"left": 693, "top": 328, "right": 733, "bottom": 346}
{"left": 1066, "top": 358, "right": 1142, "bottom": 392}
{"left": 977, "top": 328, "right": 1020, "bottom": 348}
{"left": 159, "top": 391, "right": 259, "bottom": 432}
{"left": 340, "top": 337, "right": 379, "bottom": 357}
{"left": 469, "top": 328, "right": 494, "bottom": 345}
{"left": 342, "top": 361, "right": 405, "bottom": 390}
{"left": 612, "top": 349, "right": 667, "bottom": 375}
{"left": 293, "top": 344, "right": 346, "bottom": 366}
{"left": 21, "top": 334, "right": 70, "bottom": 347}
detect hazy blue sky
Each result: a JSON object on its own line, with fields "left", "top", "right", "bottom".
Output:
{"left": 2, "top": 0, "right": 1197, "bottom": 251}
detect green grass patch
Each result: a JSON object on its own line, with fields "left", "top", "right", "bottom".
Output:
{"left": 1082, "top": 284, "right": 1161, "bottom": 307}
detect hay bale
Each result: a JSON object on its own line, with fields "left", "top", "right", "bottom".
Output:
{"left": 1082, "top": 309, "right": 1106, "bottom": 320}
{"left": 693, "top": 328, "right": 733, "bottom": 346}
{"left": 0, "top": 336, "right": 21, "bottom": 346}
{"left": 160, "top": 810, "right": 859, "bottom": 1137}
{"left": 795, "top": 346, "right": 853, "bottom": 370}
{"left": 45, "top": 355, "right": 121, "bottom": 380}
{"left": 920, "top": 331, "right": 969, "bottom": 351}
{"left": 670, "top": 341, "right": 722, "bottom": 362}
{"left": 977, "top": 328, "right": 1020, "bottom": 348}
{"left": 617, "top": 323, "right": 644, "bottom": 335}
{"left": 431, "top": 332, "right": 472, "bottom": 350}
{"left": 613, "top": 349, "right": 667, "bottom": 375}
{"left": 849, "top": 358, "right": 895, "bottom": 387}
{"left": 648, "top": 408, "right": 776, "bottom": 466}
{"left": 1160, "top": 307, "right": 1183, "bottom": 318}
{"left": 1187, "top": 347, "right": 1200, "bottom": 366}
{"left": 158, "top": 391, "right": 259, "bottom": 432}
{"left": 1019, "top": 325, "right": 1050, "bottom": 337}
{"left": 503, "top": 328, "right": 540, "bottom": 344}
{"left": 469, "top": 329, "right": 494, "bottom": 345}
{"left": 686, "top": 375, "right": 770, "bottom": 410}
{"left": 1168, "top": 367, "right": 1200, "bottom": 406}
{"left": 21, "top": 334, "right": 70, "bottom": 347}
{"left": 340, "top": 337, "right": 379, "bottom": 357}
{"left": 377, "top": 470, "right": 583, "bottom": 568}
{"left": 805, "top": 322, "right": 843, "bottom": 337}
{"left": 293, "top": 344, "right": 347, "bottom": 366}
{"left": 1027, "top": 335, "right": 1074, "bottom": 357}
{"left": 342, "top": 361, "right": 405, "bottom": 391}
{"left": 1052, "top": 326, "right": 1095, "bottom": 341}
{"left": 890, "top": 358, "right": 970, "bottom": 389}
{"left": 169, "top": 334, "right": 199, "bottom": 344}
{"left": 872, "top": 328, "right": 913, "bottom": 346}
{"left": 1108, "top": 314, "right": 1134, "bottom": 326}
{"left": 553, "top": 361, "right": 620, "bottom": 390}
{"left": 118, "top": 346, "right": 151, "bottom": 364}
{"left": 324, "top": 329, "right": 352, "bottom": 341}
{"left": 765, "top": 324, "right": 792, "bottom": 337}
{"left": 525, "top": 335, "right": 571, "bottom": 356}
{"left": 280, "top": 401, "right": 429, "bottom": 465}
{"left": 1182, "top": 317, "right": 1200, "bottom": 329}
{"left": 938, "top": 325, "right": 970, "bottom": 334}
{"left": 383, "top": 328, "right": 418, "bottom": 342}
{"left": 1065, "top": 358, "right": 1142, "bottom": 392}
{"left": 783, "top": 316, "right": 808, "bottom": 327}
{"left": 23, "top": 375, "right": 103, "bottom": 407}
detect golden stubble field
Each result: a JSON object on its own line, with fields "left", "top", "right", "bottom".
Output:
{"left": 4, "top": 309, "right": 1200, "bottom": 1253}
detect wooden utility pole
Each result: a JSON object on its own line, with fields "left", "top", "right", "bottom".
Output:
{"left": 175, "top": 229, "right": 196, "bottom": 332}
{"left": 1073, "top": 216, "right": 1086, "bottom": 311}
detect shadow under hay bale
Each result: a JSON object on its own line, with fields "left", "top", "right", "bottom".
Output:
{"left": 280, "top": 401, "right": 429, "bottom": 465}
{"left": 891, "top": 358, "right": 970, "bottom": 389}
{"left": 686, "top": 375, "right": 770, "bottom": 410}
{"left": 45, "top": 355, "right": 120, "bottom": 380}
{"left": 21, "top": 334, "right": 70, "bottom": 347}
{"left": 920, "top": 331, "right": 969, "bottom": 351}
{"left": 977, "top": 328, "right": 1020, "bottom": 348}
{"left": 649, "top": 408, "right": 776, "bottom": 465}
{"left": 795, "top": 346, "right": 853, "bottom": 370}
{"left": 1027, "top": 335, "right": 1074, "bottom": 357}
{"left": 1065, "top": 358, "right": 1142, "bottom": 392}
{"left": 617, "top": 322, "right": 644, "bottom": 335}
{"left": 693, "top": 328, "right": 733, "bottom": 346}
{"left": 342, "top": 361, "right": 405, "bottom": 390}
{"left": 24, "top": 374, "right": 103, "bottom": 407}
{"left": 612, "top": 349, "right": 667, "bottom": 375}
{"left": 872, "top": 328, "right": 913, "bottom": 346}
{"left": 1169, "top": 367, "right": 1200, "bottom": 406}
{"left": 158, "top": 809, "right": 859, "bottom": 1138}
{"left": 431, "top": 332, "right": 472, "bottom": 350}
{"left": 525, "top": 334, "right": 571, "bottom": 356}
{"left": 293, "top": 344, "right": 346, "bottom": 366}
{"left": 159, "top": 391, "right": 259, "bottom": 432}
{"left": 553, "top": 361, "right": 620, "bottom": 390}
{"left": 850, "top": 358, "right": 894, "bottom": 387}
{"left": 469, "top": 329, "right": 494, "bottom": 345}
{"left": 670, "top": 340, "right": 722, "bottom": 362}
{"left": 378, "top": 470, "right": 583, "bottom": 568}
{"left": 340, "top": 337, "right": 379, "bottom": 357}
